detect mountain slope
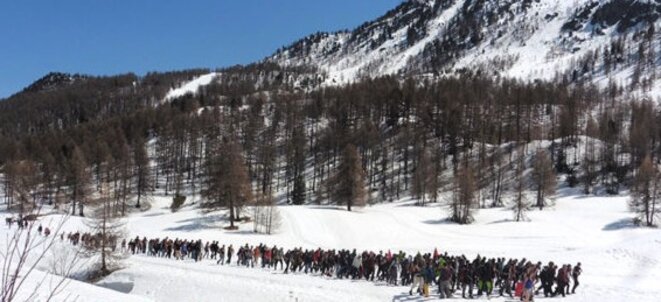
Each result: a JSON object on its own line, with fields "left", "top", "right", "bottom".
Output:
{"left": 269, "top": 0, "right": 661, "bottom": 95}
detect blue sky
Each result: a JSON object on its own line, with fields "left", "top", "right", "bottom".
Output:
{"left": 0, "top": 0, "right": 402, "bottom": 98}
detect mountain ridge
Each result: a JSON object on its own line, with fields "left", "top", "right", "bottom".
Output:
{"left": 267, "top": 0, "right": 661, "bottom": 97}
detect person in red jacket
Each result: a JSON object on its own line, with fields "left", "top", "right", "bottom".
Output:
{"left": 263, "top": 247, "right": 272, "bottom": 268}
{"left": 555, "top": 264, "right": 570, "bottom": 297}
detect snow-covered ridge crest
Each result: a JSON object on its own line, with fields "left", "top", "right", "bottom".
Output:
{"left": 268, "top": 0, "right": 661, "bottom": 96}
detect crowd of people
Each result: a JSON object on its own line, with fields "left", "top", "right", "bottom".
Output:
{"left": 118, "top": 236, "right": 582, "bottom": 301}
{"left": 64, "top": 230, "right": 120, "bottom": 251}
{"left": 9, "top": 216, "right": 583, "bottom": 301}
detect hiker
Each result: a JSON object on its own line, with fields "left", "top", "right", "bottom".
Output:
{"left": 216, "top": 244, "right": 225, "bottom": 265}
{"left": 421, "top": 262, "right": 434, "bottom": 298}
{"left": 555, "top": 264, "right": 570, "bottom": 297}
{"left": 522, "top": 270, "right": 536, "bottom": 302}
{"left": 227, "top": 244, "right": 234, "bottom": 265}
{"left": 437, "top": 263, "right": 453, "bottom": 299}
{"left": 572, "top": 262, "right": 582, "bottom": 294}
{"left": 499, "top": 261, "right": 516, "bottom": 297}
{"left": 273, "top": 247, "right": 284, "bottom": 270}
{"left": 477, "top": 259, "right": 495, "bottom": 297}
{"left": 409, "top": 262, "right": 423, "bottom": 295}
{"left": 458, "top": 261, "right": 474, "bottom": 299}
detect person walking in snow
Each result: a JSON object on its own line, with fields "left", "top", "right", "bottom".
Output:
{"left": 555, "top": 264, "right": 570, "bottom": 297}
{"left": 437, "top": 263, "right": 454, "bottom": 299}
{"left": 499, "top": 260, "right": 516, "bottom": 298}
{"left": 352, "top": 252, "right": 362, "bottom": 279}
{"left": 409, "top": 262, "right": 423, "bottom": 296}
{"left": 421, "top": 262, "right": 434, "bottom": 297}
{"left": 522, "top": 270, "right": 536, "bottom": 302}
{"left": 571, "top": 262, "right": 582, "bottom": 294}
{"left": 227, "top": 244, "right": 234, "bottom": 265}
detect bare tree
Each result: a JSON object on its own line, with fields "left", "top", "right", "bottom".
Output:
{"left": 450, "top": 164, "right": 477, "bottom": 224}
{"left": 512, "top": 150, "right": 531, "bottom": 222}
{"left": 412, "top": 147, "right": 433, "bottom": 206}
{"left": 252, "top": 192, "right": 281, "bottom": 235}
{"left": 532, "top": 148, "right": 556, "bottom": 210}
{"left": 1, "top": 211, "right": 78, "bottom": 302}
{"left": 5, "top": 160, "right": 39, "bottom": 217}
{"left": 631, "top": 155, "right": 659, "bottom": 227}
{"left": 81, "top": 187, "right": 126, "bottom": 278}
{"left": 68, "top": 147, "right": 91, "bottom": 217}
{"left": 132, "top": 137, "right": 152, "bottom": 209}
{"left": 327, "top": 144, "right": 367, "bottom": 212}
{"left": 202, "top": 140, "right": 252, "bottom": 229}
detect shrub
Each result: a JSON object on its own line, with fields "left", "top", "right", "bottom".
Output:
{"left": 170, "top": 195, "right": 186, "bottom": 212}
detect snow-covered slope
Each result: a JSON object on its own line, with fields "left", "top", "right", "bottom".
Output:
{"left": 89, "top": 191, "right": 661, "bottom": 301}
{"left": 270, "top": 0, "right": 661, "bottom": 95}
{"left": 0, "top": 213, "right": 153, "bottom": 302}
{"left": 164, "top": 72, "right": 218, "bottom": 101}
{"left": 2, "top": 184, "right": 659, "bottom": 301}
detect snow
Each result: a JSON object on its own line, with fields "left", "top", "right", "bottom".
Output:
{"left": 270, "top": 0, "right": 661, "bottom": 100}
{"left": 163, "top": 72, "right": 218, "bottom": 101}
{"left": 2, "top": 188, "right": 652, "bottom": 302}
{"left": 15, "top": 269, "right": 152, "bottom": 302}
{"left": 1, "top": 168, "right": 660, "bottom": 301}
{"left": 0, "top": 214, "right": 153, "bottom": 302}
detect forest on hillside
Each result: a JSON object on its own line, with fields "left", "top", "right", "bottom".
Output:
{"left": 0, "top": 66, "right": 659, "bottom": 226}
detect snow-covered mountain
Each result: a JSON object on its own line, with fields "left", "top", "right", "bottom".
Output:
{"left": 270, "top": 0, "right": 661, "bottom": 94}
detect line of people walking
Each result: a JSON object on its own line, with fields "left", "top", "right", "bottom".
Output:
{"left": 120, "top": 236, "right": 582, "bottom": 301}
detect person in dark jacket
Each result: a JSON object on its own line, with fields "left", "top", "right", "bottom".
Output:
{"left": 422, "top": 263, "right": 435, "bottom": 297}
{"left": 458, "top": 262, "right": 474, "bottom": 299}
{"left": 499, "top": 262, "right": 515, "bottom": 297}
{"left": 437, "top": 264, "right": 454, "bottom": 298}
{"left": 555, "top": 264, "right": 570, "bottom": 297}
{"left": 571, "top": 262, "right": 582, "bottom": 294}
{"left": 477, "top": 260, "right": 495, "bottom": 296}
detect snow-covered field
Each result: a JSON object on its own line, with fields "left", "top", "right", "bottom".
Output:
{"left": 3, "top": 187, "right": 658, "bottom": 302}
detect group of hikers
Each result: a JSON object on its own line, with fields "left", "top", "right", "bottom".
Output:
{"left": 64, "top": 230, "right": 120, "bottom": 251}
{"left": 9, "top": 216, "right": 583, "bottom": 301}
{"left": 5, "top": 216, "right": 38, "bottom": 230}
{"left": 120, "top": 236, "right": 582, "bottom": 301}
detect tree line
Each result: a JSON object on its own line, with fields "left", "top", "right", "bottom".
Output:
{"left": 0, "top": 68, "right": 658, "bottom": 226}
